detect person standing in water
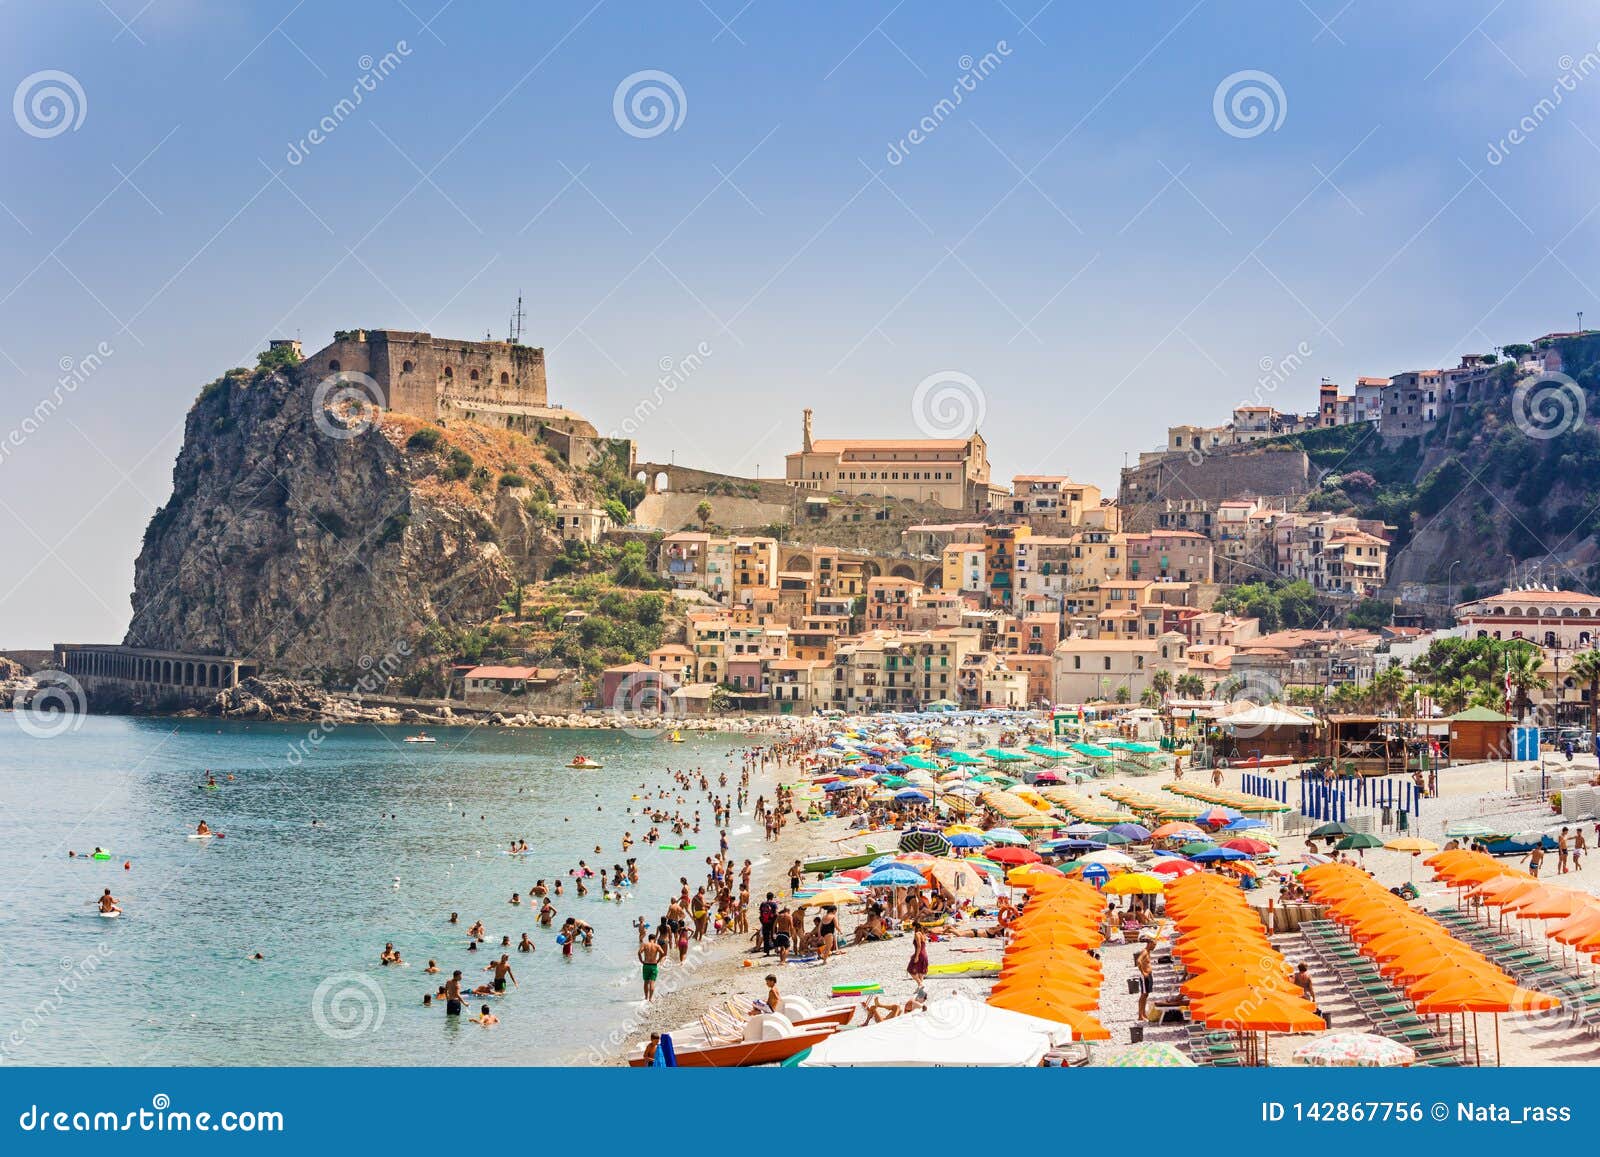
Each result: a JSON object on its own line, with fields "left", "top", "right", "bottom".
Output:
{"left": 637, "top": 933, "right": 667, "bottom": 1002}
{"left": 485, "top": 954, "right": 518, "bottom": 993}
{"left": 443, "top": 970, "right": 465, "bottom": 1017}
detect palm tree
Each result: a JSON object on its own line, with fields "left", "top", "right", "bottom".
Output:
{"left": 1370, "top": 664, "right": 1410, "bottom": 714}
{"left": 1570, "top": 649, "right": 1600, "bottom": 743}
{"left": 1506, "top": 649, "right": 1550, "bottom": 722}
{"left": 695, "top": 500, "right": 713, "bottom": 529}
{"left": 1140, "top": 687, "right": 1160, "bottom": 708}
{"left": 1175, "top": 673, "right": 1206, "bottom": 699}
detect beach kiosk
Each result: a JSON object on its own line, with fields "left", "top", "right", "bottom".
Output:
{"left": 1444, "top": 706, "right": 1514, "bottom": 763}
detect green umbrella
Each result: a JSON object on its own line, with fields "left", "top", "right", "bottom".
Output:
{"left": 1309, "top": 822, "right": 1357, "bottom": 838}
{"left": 1108, "top": 1042, "right": 1197, "bottom": 1068}
{"left": 1336, "top": 833, "right": 1385, "bottom": 851}
{"left": 1089, "top": 830, "right": 1131, "bottom": 846}
{"left": 1179, "top": 840, "right": 1218, "bottom": 856}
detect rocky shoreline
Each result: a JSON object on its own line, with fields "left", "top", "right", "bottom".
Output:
{"left": 4, "top": 672, "right": 795, "bottom": 735}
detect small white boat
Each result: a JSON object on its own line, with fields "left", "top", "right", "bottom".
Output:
{"left": 404, "top": 733, "right": 437, "bottom": 744}
{"left": 567, "top": 754, "right": 604, "bottom": 770}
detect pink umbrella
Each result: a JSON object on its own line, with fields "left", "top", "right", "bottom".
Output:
{"left": 1221, "top": 838, "right": 1272, "bottom": 856}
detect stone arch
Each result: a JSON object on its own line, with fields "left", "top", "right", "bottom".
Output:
{"left": 443, "top": 366, "right": 453, "bottom": 379}
{"left": 328, "top": 359, "right": 341, "bottom": 372}
{"left": 784, "top": 555, "right": 811, "bottom": 572}
{"left": 862, "top": 561, "right": 882, "bottom": 580}
{"left": 469, "top": 369, "right": 479, "bottom": 381}
{"left": 889, "top": 563, "right": 915, "bottom": 580}
{"left": 402, "top": 360, "right": 414, "bottom": 373}
{"left": 500, "top": 372, "right": 510, "bottom": 384}
{"left": 636, "top": 470, "right": 650, "bottom": 492}
{"left": 654, "top": 471, "right": 670, "bottom": 492}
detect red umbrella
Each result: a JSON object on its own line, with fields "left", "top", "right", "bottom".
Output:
{"left": 838, "top": 867, "right": 872, "bottom": 881}
{"left": 987, "top": 846, "right": 1043, "bottom": 865}
{"left": 1153, "top": 859, "right": 1200, "bottom": 877}
{"left": 1222, "top": 838, "right": 1272, "bottom": 856}
{"left": 1197, "top": 807, "right": 1235, "bottom": 826}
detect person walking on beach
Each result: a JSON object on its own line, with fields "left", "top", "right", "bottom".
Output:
{"left": 1528, "top": 844, "right": 1546, "bottom": 877}
{"left": 1559, "top": 828, "right": 1571, "bottom": 874}
{"left": 789, "top": 859, "right": 803, "bottom": 895}
{"left": 1135, "top": 942, "right": 1153, "bottom": 1021}
{"left": 1576, "top": 830, "right": 1587, "bottom": 872}
{"left": 758, "top": 892, "right": 778, "bottom": 954}
{"left": 637, "top": 934, "right": 667, "bottom": 1002}
{"left": 907, "top": 927, "right": 930, "bottom": 988}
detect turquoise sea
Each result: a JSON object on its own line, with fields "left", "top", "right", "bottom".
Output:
{"left": 0, "top": 715, "right": 762, "bottom": 1065}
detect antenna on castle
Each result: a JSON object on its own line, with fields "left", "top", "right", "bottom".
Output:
{"left": 508, "top": 294, "right": 526, "bottom": 345}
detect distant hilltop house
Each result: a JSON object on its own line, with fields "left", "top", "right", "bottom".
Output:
{"left": 295, "top": 329, "right": 609, "bottom": 463}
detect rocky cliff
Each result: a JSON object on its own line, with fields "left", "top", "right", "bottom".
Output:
{"left": 126, "top": 360, "right": 588, "bottom": 680}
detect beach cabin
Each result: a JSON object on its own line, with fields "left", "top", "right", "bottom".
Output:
{"left": 1445, "top": 705, "right": 1514, "bottom": 763}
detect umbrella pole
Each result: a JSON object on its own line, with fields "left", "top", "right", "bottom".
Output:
{"left": 1495, "top": 1013, "right": 1501, "bottom": 1067}
{"left": 1473, "top": 1012, "right": 1481, "bottom": 1068}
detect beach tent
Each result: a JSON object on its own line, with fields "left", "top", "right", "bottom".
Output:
{"left": 798, "top": 1006, "right": 1054, "bottom": 1066}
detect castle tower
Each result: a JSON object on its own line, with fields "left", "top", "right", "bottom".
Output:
{"left": 802, "top": 407, "right": 814, "bottom": 453}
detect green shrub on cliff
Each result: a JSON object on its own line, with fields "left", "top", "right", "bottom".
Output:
{"left": 406, "top": 427, "right": 444, "bottom": 452}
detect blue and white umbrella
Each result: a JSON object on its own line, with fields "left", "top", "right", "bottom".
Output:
{"left": 862, "top": 866, "right": 926, "bottom": 888}
{"left": 894, "top": 788, "right": 931, "bottom": 802}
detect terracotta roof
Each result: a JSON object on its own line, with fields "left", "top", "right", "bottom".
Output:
{"left": 464, "top": 666, "right": 545, "bottom": 680}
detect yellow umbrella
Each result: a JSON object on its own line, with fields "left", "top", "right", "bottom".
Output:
{"left": 944, "top": 824, "right": 984, "bottom": 836}
{"left": 1385, "top": 837, "right": 1439, "bottom": 853}
{"left": 1103, "top": 872, "right": 1166, "bottom": 895}
{"left": 803, "top": 888, "right": 864, "bottom": 906}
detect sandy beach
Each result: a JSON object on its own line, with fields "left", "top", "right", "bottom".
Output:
{"left": 595, "top": 729, "right": 1600, "bottom": 1067}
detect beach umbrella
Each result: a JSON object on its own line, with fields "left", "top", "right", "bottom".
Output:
{"left": 1102, "top": 872, "right": 1165, "bottom": 895}
{"left": 1179, "top": 841, "right": 1218, "bottom": 856}
{"left": 1190, "top": 847, "right": 1248, "bottom": 862}
{"left": 1153, "top": 859, "right": 1200, "bottom": 877}
{"left": 897, "top": 830, "right": 951, "bottom": 856}
{"left": 983, "top": 828, "right": 1029, "bottom": 846}
{"left": 1012, "top": 815, "right": 1064, "bottom": 832}
{"left": 946, "top": 832, "right": 985, "bottom": 848}
{"left": 1309, "top": 822, "right": 1357, "bottom": 838}
{"left": 1152, "top": 824, "right": 1208, "bottom": 841}
{"left": 1221, "top": 838, "right": 1272, "bottom": 856}
{"left": 1080, "top": 849, "right": 1136, "bottom": 866}
{"left": 1108, "top": 1043, "right": 1195, "bottom": 1067}
{"left": 1007, "top": 864, "right": 1067, "bottom": 885}
{"left": 1292, "top": 1032, "right": 1416, "bottom": 1068}
{"left": 1040, "top": 838, "right": 1103, "bottom": 854}
{"left": 1087, "top": 830, "right": 1131, "bottom": 846}
{"left": 986, "top": 846, "right": 1043, "bottom": 866}
{"left": 823, "top": 780, "right": 854, "bottom": 792}
{"left": 1385, "top": 837, "right": 1439, "bottom": 853}
{"left": 862, "top": 866, "right": 926, "bottom": 888}
{"left": 924, "top": 859, "right": 987, "bottom": 900}
{"left": 894, "top": 788, "right": 931, "bottom": 802}
{"left": 1222, "top": 817, "right": 1269, "bottom": 831}
{"left": 1110, "top": 823, "right": 1152, "bottom": 841}
{"left": 1063, "top": 823, "right": 1108, "bottom": 837}
{"left": 902, "top": 771, "right": 936, "bottom": 786}
{"left": 1197, "top": 807, "right": 1241, "bottom": 825}
{"left": 1336, "top": 833, "right": 1386, "bottom": 851}
{"left": 943, "top": 824, "right": 983, "bottom": 835}
{"left": 802, "top": 889, "right": 861, "bottom": 907}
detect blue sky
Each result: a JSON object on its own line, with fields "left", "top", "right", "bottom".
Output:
{"left": 2, "top": 0, "right": 1598, "bottom": 646}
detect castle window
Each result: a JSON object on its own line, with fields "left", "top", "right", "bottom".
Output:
{"left": 402, "top": 360, "right": 414, "bottom": 373}
{"left": 500, "top": 372, "right": 510, "bottom": 384}
{"left": 443, "top": 366, "right": 453, "bottom": 379}
{"left": 328, "top": 359, "right": 341, "bottom": 372}
{"left": 469, "top": 369, "right": 479, "bottom": 381}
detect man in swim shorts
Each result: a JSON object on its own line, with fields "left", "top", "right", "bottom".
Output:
{"left": 637, "top": 933, "right": 667, "bottom": 1002}
{"left": 443, "top": 970, "right": 465, "bottom": 1017}
{"left": 486, "top": 953, "right": 518, "bottom": 993}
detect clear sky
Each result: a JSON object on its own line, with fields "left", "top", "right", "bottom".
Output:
{"left": 2, "top": 0, "right": 1598, "bottom": 647}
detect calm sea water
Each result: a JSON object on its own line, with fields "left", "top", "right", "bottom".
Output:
{"left": 0, "top": 715, "right": 765, "bottom": 1066}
